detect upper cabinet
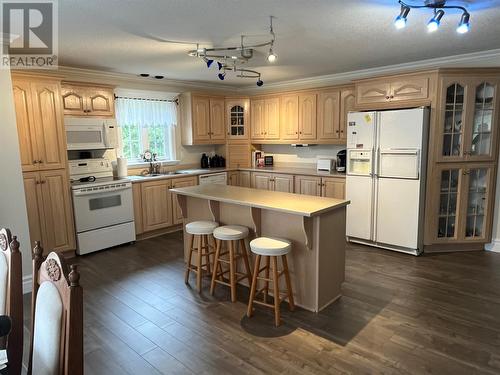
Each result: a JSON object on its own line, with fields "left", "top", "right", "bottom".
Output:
{"left": 180, "top": 93, "right": 226, "bottom": 145}
{"left": 317, "top": 90, "right": 341, "bottom": 141}
{"left": 250, "top": 97, "right": 280, "bottom": 140}
{"left": 280, "top": 94, "right": 299, "bottom": 140}
{"left": 226, "top": 98, "right": 249, "bottom": 140}
{"left": 12, "top": 77, "right": 66, "bottom": 172}
{"left": 436, "top": 77, "right": 499, "bottom": 162}
{"left": 298, "top": 93, "right": 317, "bottom": 140}
{"left": 355, "top": 74, "right": 431, "bottom": 107}
{"left": 61, "top": 83, "right": 115, "bottom": 117}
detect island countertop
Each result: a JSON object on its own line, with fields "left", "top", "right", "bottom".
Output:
{"left": 170, "top": 184, "right": 349, "bottom": 217}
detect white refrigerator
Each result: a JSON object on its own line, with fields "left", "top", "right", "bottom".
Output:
{"left": 346, "top": 108, "right": 429, "bottom": 255}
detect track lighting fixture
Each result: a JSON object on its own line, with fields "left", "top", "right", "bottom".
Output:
{"left": 188, "top": 16, "right": 277, "bottom": 85}
{"left": 427, "top": 9, "right": 444, "bottom": 32}
{"left": 394, "top": 5, "right": 410, "bottom": 29}
{"left": 394, "top": 1, "right": 471, "bottom": 34}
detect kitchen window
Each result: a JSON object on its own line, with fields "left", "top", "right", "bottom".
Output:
{"left": 115, "top": 95, "right": 177, "bottom": 163}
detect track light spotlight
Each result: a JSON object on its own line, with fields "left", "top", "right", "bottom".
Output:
{"left": 267, "top": 47, "right": 277, "bottom": 63}
{"left": 256, "top": 78, "right": 264, "bottom": 87}
{"left": 218, "top": 72, "right": 226, "bottom": 81}
{"left": 427, "top": 9, "right": 444, "bottom": 32}
{"left": 217, "top": 61, "right": 223, "bottom": 70}
{"left": 394, "top": 5, "right": 410, "bottom": 29}
{"left": 456, "top": 12, "right": 470, "bottom": 34}
{"left": 206, "top": 59, "right": 214, "bottom": 68}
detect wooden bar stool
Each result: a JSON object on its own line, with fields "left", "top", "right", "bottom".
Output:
{"left": 184, "top": 220, "right": 219, "bottom": 292}
{"left": 247, "top": 237, "right": 295, "bottom": 327}
{"left": 210, "top": 225, "right": 252, "bottom": 302}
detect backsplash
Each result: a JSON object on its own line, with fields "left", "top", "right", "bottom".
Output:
{"left": 261, "top": 144, "right": 345, "bottom": 167}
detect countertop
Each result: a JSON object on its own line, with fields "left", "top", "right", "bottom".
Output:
{"left": 171, "top": 184, "right": 349, "bottom": 217}
{"left": 126, "top": 166, "right": 345, "bottom": 183}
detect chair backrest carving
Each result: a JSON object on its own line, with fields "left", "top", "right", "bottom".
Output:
{"left": 0, "top": 228, "right": 23, "bottom": 375}
{"left": 28, "top": 243, "right": 83, "bottom": 375}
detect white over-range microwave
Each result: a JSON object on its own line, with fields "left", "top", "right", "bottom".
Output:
{"left": 65, "top": 117, "right": 119, "bottom": 150}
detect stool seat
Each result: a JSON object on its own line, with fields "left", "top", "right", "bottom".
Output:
{"left": 186, "top": 221, "right": 218, "bottom": 235}
{"left": 213, "top": 225, "right": 249, "bottom": 241}
{"left": 250, "top": 237, "right": 291, "bottom": 256}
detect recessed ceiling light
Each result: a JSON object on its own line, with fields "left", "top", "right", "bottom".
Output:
{"left": 154, "top": 75, "right": 164, "bottom": 79}
{"left": 139, "top": 73, "right": 150, "bottom": 77}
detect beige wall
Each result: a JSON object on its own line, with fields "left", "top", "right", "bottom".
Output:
{"left": 0, "top": 69, "right": 33, "bottom": 281}
{"left": 261, "top": 144, "right": 345, "bottom": 167}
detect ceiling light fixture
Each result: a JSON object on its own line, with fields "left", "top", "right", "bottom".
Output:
{"left": 394, "top": 0, "right": 471, "bottom": 34}
{"left": 187, "top": 16, "right": 277, "bottom": 85}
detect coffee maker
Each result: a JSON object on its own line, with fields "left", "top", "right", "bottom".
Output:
{"left": 336, "top": 150, "right": 346, "bottom": 172}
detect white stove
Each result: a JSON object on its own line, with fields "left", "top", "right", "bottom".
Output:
{"left": 69, "top": 158, "right": 135, "bottom": 255}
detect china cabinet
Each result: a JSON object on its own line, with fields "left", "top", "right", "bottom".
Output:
{"left": 226, "top": 99, "right": 249, "bottom": 140}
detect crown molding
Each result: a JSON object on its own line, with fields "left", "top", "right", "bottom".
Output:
{"left": 55, "top": 65, "right": 240, "bottom": 94}
{"left": 239, "top": 48, "right": 500, "bottom": 94}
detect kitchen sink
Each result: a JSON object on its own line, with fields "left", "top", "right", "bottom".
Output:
{"left": 137, "top": 171, "right": 185, "bottom": 178}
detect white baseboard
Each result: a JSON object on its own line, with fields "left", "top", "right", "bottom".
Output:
{"left": 22, "top": 275, "right": 32, "bottom": 294}
{"left": 485, "top": 239, "right": 500, "bottom": 253}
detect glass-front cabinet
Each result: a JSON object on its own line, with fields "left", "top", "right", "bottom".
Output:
{"left": 225, "top": 98, "right": 249, "bottom": 140}
{"left": 434, "top": 164, "right": 495, "bottom": 243}
{"left": 438, "top": 78, "right": 499, "bottom": 162}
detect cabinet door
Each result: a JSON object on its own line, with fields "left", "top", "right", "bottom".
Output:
{"left": 192, "top": 96, "right": 211, "bottom": 142}
{"left": 252, "top": 173, "right": 272, "bottom": 190}
{"left": 273, "top": 174, "right": 294, "bottom": 193}
{"left": 209, "top": 98, "right": 226, "bottom": 141}
{"left": 227, "top": 171, "right": 239, "bottom": 186}
{"left": 86, "top": 87, "right": 115, "bottom": 117}
{"left": 299, "top": 93, "right": 317, "bottom": 140}
{"left": 172, "top": 177, "right": 197, "bottom": 225}
{"left": 435, "top": 167, "right": 463, "bottom": 241}
{"left": 437, "top": 79, "right": 469, "bottom": 161}
{"left": 322, "top": 177, "right": 345, "bottom": 199}
{"left": 356, "top": 81, "right": 391, "bottom": 105}
{"left": 464, "top": 80, "right": 499, "bottom": 162}
{"left": 280, "top": 95, "right": 299, "bottom": 140}
{"left": 295, "top": 175, "right": 321, "bottom": 196}
{"left": 132, "top": 183, "right": 143, "bottom": 235}
{"left": 227, "top": 143, "right": 250, "bottom": 168}
{"left": 30, "top": 81, "right": 66, "bottom": 171}
{"left": 390, "top": 78, "right": 429, "bottom": 102}
{"left": 226, "top": 99, "right": 249, "bottom": 140}
{"left": 250, "top": 99, "right": 265, "bottom": 140}
{"left": 39, "top": 169, "right": 75, "bottom": 252}
{"left": 12, "top": 80, "right": 38, "bottom": 172}
{"left": 317, "top": 90, "right": 340, "bottom": 140}
{"left": 265, "top": 98, "right": 280, "bottom": 139}
{"left": 61, "top": 85, "right": 87, "bottom": 116}
{"left": 141, "top": 180, "right": 173, "bottom": 231}
{"left": 22, "top": 172, "right": 44, "bottom": 250}
{"left": 239, "top": 171, "right": 251, "bottom": 188}
{"left": 340, "top": 88, "right": 355, "bottom": 141}
{"left": 461, "top": 166, "right": 495, "bottom": 242}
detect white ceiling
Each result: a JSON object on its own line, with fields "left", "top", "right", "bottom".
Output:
{"left": 58, "top": 0, "right": 500, "bottom": 87}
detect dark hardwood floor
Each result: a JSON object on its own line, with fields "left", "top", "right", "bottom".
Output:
{"left": 23, "top": 232, "right": 500, "bottom": 374}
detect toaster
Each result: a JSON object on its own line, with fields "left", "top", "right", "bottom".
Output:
{"left": 317, "top": 158, "right": 334, "bottom": 173}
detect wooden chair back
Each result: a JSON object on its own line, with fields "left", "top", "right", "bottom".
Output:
{"left": 28, "top": 243, "right": 83, "bottom": 375}
{"left": 0, "top": 228, "right": 23, "bottom": 375}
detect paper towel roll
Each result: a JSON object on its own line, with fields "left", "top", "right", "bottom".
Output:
{"left": 117, "top": 157, "right": 128, "bottom": 178}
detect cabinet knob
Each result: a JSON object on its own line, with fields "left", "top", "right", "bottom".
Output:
{"left": 336, "top": 130, "right": 339, "bottom": 133}
{"left": 40, "top": 180, "right": 46, "bottom": 184}
{"left": 33, "top": 160, "right": 38, "bottom": 164}
{"left": 38, "top": 160, "right": 43, "bottom": 163}
{"left": 390, "top": 95, "right": 394, "bottom": 99}
{"left": 385, "top": 96, "right": 390, "bottom": 100}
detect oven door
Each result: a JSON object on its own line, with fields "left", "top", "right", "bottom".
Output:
{"left": 72, "top": 183, "right": 134, "bottom": 233}
{"left": 66, "top": 125, "right": 106, "bottom": 150}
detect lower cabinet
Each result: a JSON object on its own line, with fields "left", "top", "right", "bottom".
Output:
{"left": 227, "top": 171, "right": 239, "bottom": 186}
{"left": 134, "top": 176, "right": 198, "bottom": 235}
{"left": 251, "top": 172, "right": 294, "bottom": 193}
{"left": 295, "top": 175, "right": 345, "bottom": 199}
{"left": 239, "top": 171, "right": 251, "bottom": 188}
{"left": 22, "top": 169, "right": 75, "bottom": 253}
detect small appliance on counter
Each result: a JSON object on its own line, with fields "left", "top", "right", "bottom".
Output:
{"left": 336, "top": 150, "right": 346, "bottom": 172}
{"left": 317, "top": 158, "right": 334, "bottom": 173}
{"left": 201, "top": 153, "right": 209, "bottom": 168}
{"left": 264, "top": 156, "right": 274, "bottom": 166}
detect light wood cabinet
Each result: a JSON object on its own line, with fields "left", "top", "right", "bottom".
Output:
{"left": 251, "top": 172, "right": 293, "bottom": 192}
{"left": 280, "top": 95, "right": 299, "bottom": 140}
{"left": 250, "top": 97, "right": 280, "bottom": 140}
{"left": 317, "top": 90, "right": 340, "bottom": 141}
{"left": 340, "top": 88, "right": 355, "bottom": 142}
{"left": 172, "top": 177, "right": 198, "bottom": 224}
{"left": 132, "top": 184, "right": 143, "bottom": 235}
{"left": 227, "top": 143, "right": 251, "bottom": 168}
{"left": 228, "top": 171, "right": 239, "bottom": 186}
{"left": 239, "top": 171, "right": 251, "bottom": 188}
{"left": 226, "top": 99, "right": 249, "bottom": 140}
{"left": 61, "top": 83, "right": 115, "bottom": 117}
{"left": 295, "top": 175, "right": 322, "bottom": 196}
{"left": 356, "top": 75, "right": 430, "bottom": 106}
{"left": 298, "top": 93, "right": 317, "bottom": 140}
{"left": 322, "top": 177, "right": 345, "bottom": 199}
{"left": 141, "top": 179, "right": 173, "bottom": 232}
{"left": 180, "top": 93, "right": 226, "bottom": 145}
{"left": 12, "top": 78, "right": 66, "bottom": 172}
{"left": 22, "top": 169, "right": 75, "bottom": 254}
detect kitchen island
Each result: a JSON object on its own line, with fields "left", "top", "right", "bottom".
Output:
{"left": 171, "top": 184, "right": 349, "bottom": 312}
